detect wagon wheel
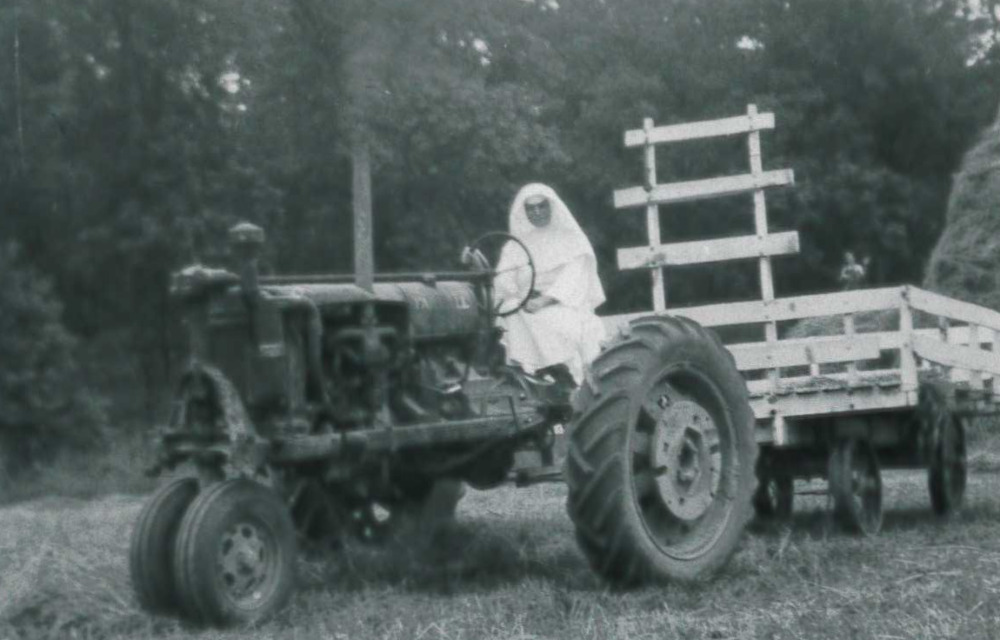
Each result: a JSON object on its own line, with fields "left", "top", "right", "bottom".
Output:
{"left": 564, "top": 315, "right": 757, "bottom": 584}
{"left": 929, "top": 414, "right": 967, "bottom": 517}
{"left": 753, "top": 474, "right": 794, "bottom": 522}
{"left": 828, "top": 439, "right": 882, "bottom": 535}
{"left": 919, "top": 384, "right": 967, "bottom": 516}
{"left": 129, "top": 477, "right": 199, "bottom": 615}
{"left": 173, "top": 479, "right": 297, "bottom": 626}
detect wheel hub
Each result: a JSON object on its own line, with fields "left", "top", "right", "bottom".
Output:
{"left": 651, "top": 399, "right": 719, "bottom": 520}
{"left": 219, "top": 523, "right": 270, "bottom": 604}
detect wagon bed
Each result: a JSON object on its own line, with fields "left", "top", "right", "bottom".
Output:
{"left": 599, "top": 106, "right": 1000, "bottom": 439}
{"left": 598, "top": 106, "right": 999, "bottom": 531}
{"left": 606, "top": 284, "right": 1000, "bottom": 445}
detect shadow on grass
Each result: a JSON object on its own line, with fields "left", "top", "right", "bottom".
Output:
{"left": 296, "top": 518, "right": 601, "bottom": 597}
{"left": 750, "top": 497, "right": 1000, "bottom": 541}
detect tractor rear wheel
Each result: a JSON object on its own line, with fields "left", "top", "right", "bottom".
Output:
{"left": 564, "top": 315, "right": 757, "bottom": 585}
{"left": 173, "top": 479, "right": 297, "bottom": 626}
{"left": 129, "top": 477, "right": 199, "bottom": 615}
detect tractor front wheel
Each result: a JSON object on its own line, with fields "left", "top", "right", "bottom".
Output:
{"left": 564, "top": 315, "right": 757, "bottom": 584}
{"left": 129, "top": 477, "right": 199, "bottom": 615}
{"left": 173, "top": 479, "right": 297, "bottom": 626}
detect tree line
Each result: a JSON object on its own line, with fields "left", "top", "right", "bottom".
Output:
{"left": 0, "top": 0, "right": 997, "bottom": 465}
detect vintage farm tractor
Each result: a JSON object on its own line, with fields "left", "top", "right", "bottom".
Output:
{"left": 128, "top": 175, "right": 757, "bottom": 624}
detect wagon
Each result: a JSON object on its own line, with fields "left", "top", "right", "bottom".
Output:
{"left": 597, "top": 105, "right": 1000, "bottom": 534}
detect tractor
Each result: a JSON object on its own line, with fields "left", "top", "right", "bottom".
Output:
{"left": 129, "top": 215, "right": 757, "bottom": 626}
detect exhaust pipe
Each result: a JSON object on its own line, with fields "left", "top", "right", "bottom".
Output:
{"left": 352, "top": 142, "right": 375, "bottom": 293}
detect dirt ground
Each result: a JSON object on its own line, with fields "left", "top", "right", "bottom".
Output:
{"left": 3, "top": 468, "right": 1000, "bottom": 640}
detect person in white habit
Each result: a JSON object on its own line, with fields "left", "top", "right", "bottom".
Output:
{"left": 493, "top": 183, "right": 607, "bottom": 386}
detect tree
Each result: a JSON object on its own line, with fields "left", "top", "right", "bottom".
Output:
{"left": 0, "top": 244, "right": 106, "bottom": 479}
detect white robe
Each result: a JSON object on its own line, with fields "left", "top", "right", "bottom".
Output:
{"left": 494, "top": 184, "right": 606, "bottom": 384}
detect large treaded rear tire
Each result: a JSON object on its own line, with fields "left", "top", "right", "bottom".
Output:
{"left": 564, "top": 315, "right": 757, "bottom": 585}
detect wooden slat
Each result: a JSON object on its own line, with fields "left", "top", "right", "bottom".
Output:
{"left": 746, "top": 369, "right": 903, "bottom": 397}
{"left": 601, "top": 287, "right": 904, "bottom": 332}
{"left": 747, "top": 104, "right": 780, "bottom": 393}
{"left": 844, "top": 313, "right": 857, "bottom": 385}
{"left": 935, "top": 325, "right": 997, "bottom": 346}
{"left": 968, "top": 324, "right": 984, "bottom": 390}
{"left": 729, "top": 335, "right": 882, "bottom": 370}
{"left": 642, "top": 117, "right": 666, "bottom": 312}
{"left": 912, "top": 335, "right": 1000, "bottom": 377}
{"left": 908, "top": 286, "right": 1000, "bottom": 333}
{"left": 624, "top": 112, "right": 776, "bottom": 147}
{"left": 613, "top": 169, "right": 795, "bottom": 209}
{"left": 750, "top": 386, "right": 914, "bottom": 420}
{"left": 616, "top": 231, "right": 800, "bottom": 270}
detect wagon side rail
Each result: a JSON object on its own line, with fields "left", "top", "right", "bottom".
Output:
{"left": 603, "top": 105, "right": 1000, "bottom": 427}
{"left": 605, "top": 285, "right": 1000, "bottom": 426}
{"left": 906, "top": 287, "right": 1000, "bottom": 412}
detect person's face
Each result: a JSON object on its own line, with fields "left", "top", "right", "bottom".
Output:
{"left": 524, "top": 197, "right": 552, "bottom": 228}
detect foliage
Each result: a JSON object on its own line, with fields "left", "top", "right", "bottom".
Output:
{"left": 0, "top": 0, "right": 997, "bottom": 424}
{"left": 0, "top": 244, "right": 106, "bottom": 480}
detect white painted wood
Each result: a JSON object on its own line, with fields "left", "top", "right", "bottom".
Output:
{"left": 616, "top": 231, "right": 800, "bottom": 270}
{"left": 642, "top": 118, "right": 666, "bottom": 312}
{"left": 746, "top": 369, "right": 903, "bottom": 396}
{"left": 936, "top": 325, "right": 997, "bottom": 346}
{"left": 968, "top": 324, "right": 984, "bottom": 390}
{"left": 844, "top": 313, "right": 858, "bottom": 386}
{"left": 898, "top": 294, "right": 919, "bottom": 392}
{"left": 984, "top": 327, "right": 995, "bottom": 389}
{"left": 624, "top": 112, "right": 776, "bottom": 147}
{"left": 729, "top": 335, "right": 882, "bottom": 370}
{"left": 750, "top": 387, "right": 913, "bottom": 420}
{"left": 733, "top": 331, "right": 907, "bottom": 358}
{"left": 908, "top": 286, "right": 1000, "bottom": 333}
{"left": 601, "top": 287, "right": 904, "bottom": 331}
{"left": 912, "top": 335, "right": 1000, "bottom": 377}
{"left": 613, "top": 169, "right": 795, "bottom": 209}
{"left": 746, "top": 104, "right": 780, "bottom": 392}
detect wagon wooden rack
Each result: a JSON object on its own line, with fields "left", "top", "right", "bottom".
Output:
{"left": 601, "top": 105, "right": 1000, "bottom": 534}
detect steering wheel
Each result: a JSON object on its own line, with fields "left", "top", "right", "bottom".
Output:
{"left": 462, "top": 232, "right": 536, "bottom": 317}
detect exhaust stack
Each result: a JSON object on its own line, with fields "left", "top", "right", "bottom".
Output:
{"left": 352, "top": 143, "right": 375, "bottom": 293}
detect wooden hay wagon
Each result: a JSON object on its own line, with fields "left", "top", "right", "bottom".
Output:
{"left": 601, "top": 106, "right": 1000, "bottom": 534}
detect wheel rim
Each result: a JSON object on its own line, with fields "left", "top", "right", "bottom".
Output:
{"left": 945, "top": 417, "right": 967, "bottom": 501}
{"left": 217, "top": 520, "right": 281, "bottom": 611}
{"left": 836, "top": 441, "right": 881, "bottom": 534}
{"left": 935, "top": 415, "right": 967, "bottom": 507}
{"left": 852, "top": 449, "right": 881, "bottom": 533}
{"left": 630, "top": 365, "right": 735, "bottom": 560}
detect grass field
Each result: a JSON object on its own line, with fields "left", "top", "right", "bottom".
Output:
{"left": 3, "top": 457, "right": 1000, "bottom": 640}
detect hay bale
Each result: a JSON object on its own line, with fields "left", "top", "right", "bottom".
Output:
{"left": 924, "top": 105, "right": 1000, "bottom": 308}
{"left": 788, "top": 103, "right": 1000, "bottom": 347}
